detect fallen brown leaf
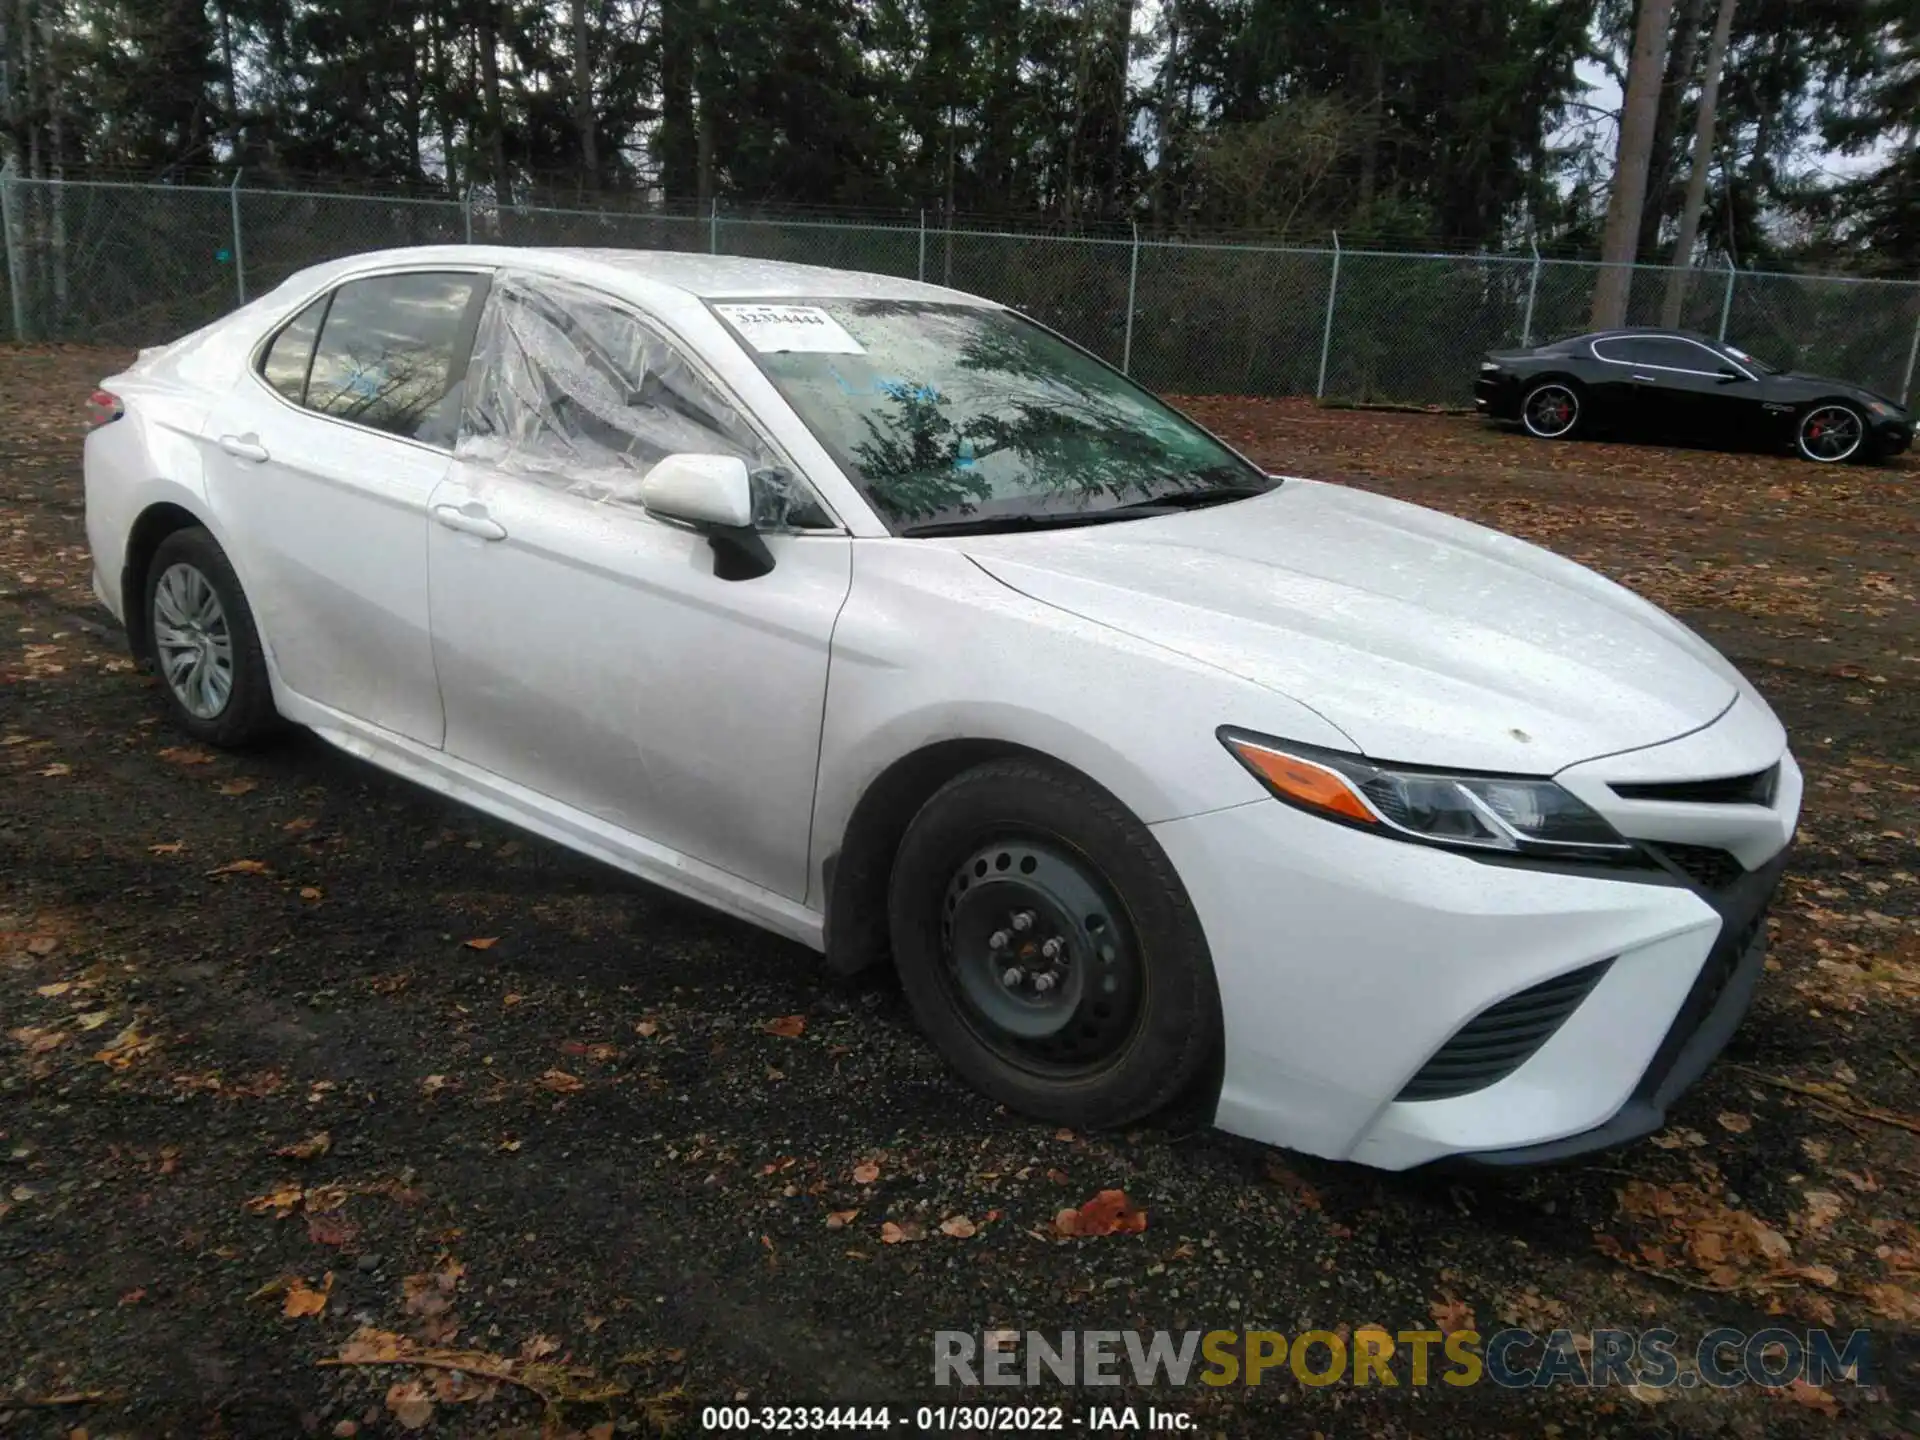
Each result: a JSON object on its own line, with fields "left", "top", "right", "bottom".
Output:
{"left": 276, "top": 1131, "right": 332, "bottom": 1161}
{"left": 825, "top": 1209, "right": 859, "bottom": 1229}
{"left": 879, "top": 1219, "right": 925, "bottom": 1244}
{"left": 206, "top": 859, "right": 270, "bottom": 877}
{"left": 217, "top": 777, "right": 258, "bottom": 796}
{"left": 538, "top": 1068, "right": 584, "bottom": 1093}
{"left": 851, "top": 1160, "right": 880, "bottom": 1185}
{"left": 939, "top": 1215, "right": 978, "bottom": 1238}
{"left": 462, "top": 936, "right": 498, "bottom": 951}
{"left": 283, "top": 1272, "right": 333, "bottom": 1318}
{"left": 385, "top": 1379, "right": 435, "bottom": 1430}
{"left": 1054, "top": 1189, "right": 1147, "bottom": 1237}
{"left": 764, "top": 1014, "right": 806, "bottom": 1038}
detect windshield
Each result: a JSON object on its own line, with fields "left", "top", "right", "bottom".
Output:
{"left": 709, "top": 298, "right": 1270, "bottom": 532}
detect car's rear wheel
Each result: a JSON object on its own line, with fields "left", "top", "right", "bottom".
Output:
{"left": 887, "top": 757, "right": 1221, "bottom": 1129}
{"left": 1520, "top": 380, "right": 1582, "bottom": 439}
{"left": 145, "top": 527, "right": 278, "bottom": 747}
{"left": 1795, "top": 402, "right": 1867, "bottom": 463}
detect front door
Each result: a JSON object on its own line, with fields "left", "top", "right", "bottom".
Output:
{"left": 425, "top": 273, "right": 850, "bottom": 900}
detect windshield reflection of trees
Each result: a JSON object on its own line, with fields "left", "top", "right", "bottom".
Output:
{"left": 847, "top": 302, "right": 1233, "bottom": 525}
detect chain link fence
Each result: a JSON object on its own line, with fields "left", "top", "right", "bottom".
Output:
{"left": 3, "top": 171, "right": 1917, "bottom": 407}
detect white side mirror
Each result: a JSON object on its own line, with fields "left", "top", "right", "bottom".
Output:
{"left": 638, "top": 453, "right": 754, "bottom": 529}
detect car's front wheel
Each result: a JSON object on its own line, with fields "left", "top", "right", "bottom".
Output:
{"left": 145, "top": 527, "right": 279, "bottom": 747}
{"left": 1520, "top": 380, "right": 1583, "bottom": 440}
{"left": 1795, "top": 402, "right": 1868, "bottom": 463}
{"left": 887, "top": 757, "right": 1222, "bottom": 1129}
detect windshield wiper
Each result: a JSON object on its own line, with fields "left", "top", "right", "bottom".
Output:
{"left": 898, "top": 483, "right": 1278, "bottom": 537}
{"left": 1107, "top": 482, "right": 1277, "bottom": 513}
{"left": 899, "top": 510, "right": 1153, "bottom": 537}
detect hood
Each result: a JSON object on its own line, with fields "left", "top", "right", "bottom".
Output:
{"left": 958, "top": 479, "right": 1744, "bottom": 774}
{"left": 1777, "top": 370, "right": 1904, "bottom": 411}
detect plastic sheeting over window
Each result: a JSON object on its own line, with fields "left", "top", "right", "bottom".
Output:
{"left": 458, "top": 271, "right": 828, "bottom": 528}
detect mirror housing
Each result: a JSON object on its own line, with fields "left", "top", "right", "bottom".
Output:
{"left": 1715, "top": 367, "right": 1745, "bottom": 383}
{"left": 638, "top": 452, "right": 754, "bottom": 529}
{"left": 637, "top": 452, "right": 774, "bottom": 581}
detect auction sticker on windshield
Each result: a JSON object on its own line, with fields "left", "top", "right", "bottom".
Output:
{"left": 715, "top": 302, "right": 867, "bottom": 355}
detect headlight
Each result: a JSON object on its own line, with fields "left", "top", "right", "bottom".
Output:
{"left": 1479, "top": 361, "right": 1501, "bottom": 372}
{"left": 1866, "top": 399, "right": 1901, "bottom": 419}
{"left": 1218, "top": 729, "right": 1633, "bottom": 859}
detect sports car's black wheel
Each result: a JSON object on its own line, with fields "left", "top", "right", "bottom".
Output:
{"left": 1795, "top": 402, "right": 1867, "bottom": 464}
{"left": 887, "top": 758, "right": 1222, "bottom": 1129}
{"left": 145, "top": 527, "right": 279, "bottom": 747}
{"left": 1520, "top": 380, "right": 1582, "bottom": 439}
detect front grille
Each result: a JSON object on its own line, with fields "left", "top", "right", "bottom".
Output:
{"left": 1397, "top": 960, "right": 1613, "bottom": 1102}
{"left": 1645, "top": 842, "right": 1747, "bottom": 891}
{"left": 1612, "top": 764, "right": 1779, "bottom": 806}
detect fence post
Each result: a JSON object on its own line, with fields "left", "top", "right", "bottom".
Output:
{"left": 1717, "top": 258, "right": 1736, "bottom": 342}
{"left": 229, "top": 169, "right": 247, "bottom": 305}
{"left": 1521, "top": 237, "right": 1541, "bottom": 348}
{"left": 1902, "top": 306, "right": 1920, "bottom": 408}
{"left": 462, "top": 185, "right": 474, "bottom": 244}
{"left": 1122, "top": 222, "right": 1140, "bottom": 376}
{"left": 1316, "top": 232, "right": 1342, "bottom": 400}
{"left": 709, "top": 197, "right": 719, "bottom": 255}
{"left": 0, "top": 159, "right": 23, "bottom": 342}
{"left": 917, "top": 209, "right": 926, "bottom": 283}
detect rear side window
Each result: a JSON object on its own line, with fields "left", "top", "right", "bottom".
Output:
{"left": 304, "top": 272, "right": 486, "bottom": 445}
{"left": 260, "top": 295, "right": 328, "bottom": 404}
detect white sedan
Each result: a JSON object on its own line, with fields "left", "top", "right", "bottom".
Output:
{"left": 83, "top": 247, "right": 1799, "bottom": 1169}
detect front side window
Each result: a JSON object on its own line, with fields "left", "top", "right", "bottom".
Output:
{"left": 711, "top": 298, "right": 1268, "bottom": 531}
{"left": 260, "top": 295, "right": 328, "bottom": 404}
{"left": 1600, "top": 337, "right": 1720, "bottom": 372}
{"left": 459, "top": 273, "right": 828, "bottom": 527}
{"left": 304, "top": 272, "right": 485, "bottom": 445}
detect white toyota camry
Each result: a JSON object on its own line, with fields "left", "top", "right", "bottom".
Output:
{"left": 83, "top": 247, "right": 1800, "bottom": 1170}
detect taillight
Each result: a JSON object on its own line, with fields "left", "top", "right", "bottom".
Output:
{"left": 87, "top": 389, "right": 123, "bottom": 427}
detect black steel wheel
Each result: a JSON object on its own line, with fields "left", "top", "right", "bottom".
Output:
{"left": 888, "top": 757, "right": 1222, "bottom": 1129}
{"left": 1521, "top": 380, "right": 1581, "bottom": 439}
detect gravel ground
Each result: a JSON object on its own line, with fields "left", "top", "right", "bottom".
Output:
{"left": 2, "top": 345, "right": 1917, "bottom": 1438}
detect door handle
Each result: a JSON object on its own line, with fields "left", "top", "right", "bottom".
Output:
{"left": 218, "top": 433, "right": 270, "bottom": 462}
{"left": 432, "top": 502, "right": 507, "bottom": 541}
{"left": 1631, "top": 374, "right": 1657, "bottom": 382}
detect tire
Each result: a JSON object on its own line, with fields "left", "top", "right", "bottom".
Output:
{"left": 144, "top": 527, "right": 279, "bottom": 747}
{"left": 1520, "top": 379, "right": 1582, "bottom": 439}
{"left": 1795, "top": 401, "right": 1867, "bottom": 464}
{"left": 887, "top": 757, "right": 1222, "bottom": 1129}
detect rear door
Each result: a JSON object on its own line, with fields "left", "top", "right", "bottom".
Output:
{"left": 201, "top": 269, "right": 490, "bottom": 745}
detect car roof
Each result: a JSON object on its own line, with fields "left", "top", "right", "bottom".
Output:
{"left": 1557, "top": 326, "right": 1721, "bottom": 346}
{"left": 277, "top": 244, "right": 995, "bottom": 308}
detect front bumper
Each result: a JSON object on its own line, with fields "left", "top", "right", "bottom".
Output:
{"left": 1869, "top": 415, "right": 1913, "bottom": 457}
{"left": 1152, "top": 709, "right": 1799, "bottom": 1171}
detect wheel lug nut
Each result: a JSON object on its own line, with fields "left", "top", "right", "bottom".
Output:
{"left": 1040, "top": 938, "right": 1063, "bottom": 959}
{"left": 1033, "top": 973, "right": 1056, "bottom": 993}
{"left": 988, "top": 930, "right": 1010, "bottom": 949}
{"left": 1011, "top": 911, "right": 1035, "bottom": 932}
{"left": 1001, "top": 967, "right": 1023, "bottom": 988}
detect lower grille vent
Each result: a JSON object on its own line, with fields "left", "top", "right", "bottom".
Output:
{"left": 1646, "top": 843, "right": 1747, "bottom": 891}
{"left": 1397, "top": 959, "right": 1613, "bottom": 1102}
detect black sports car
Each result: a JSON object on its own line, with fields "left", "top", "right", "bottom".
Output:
{"left": 1475, "top": 327, "right": 1914, "bottom": 464}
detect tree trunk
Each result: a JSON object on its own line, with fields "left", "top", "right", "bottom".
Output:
{"left": 571, "top": 0, "right": 597, "bottom": 190}
{"left": 477, "top": 0, "right": 510, "bottom": 206}
{"left": 1636, "top": 0, "right": 1706, "bottom": 260}
{"left": 1591, "top": 0, "right": 1673, "bottom": 329}
{"left": 659, "top": 0, "right": 695, "bottom": 202}
{"left": 216, "top": 2, "right": 240, "bottom": 161}
{"left": 693, "top": 0, "right": 714, "bottom": 216}
{"left": 1661, "top": 0, "right": 1736, "bottom": 326}
{"left": 1149, "top": 0, "right": 1180, "bottom": 225}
